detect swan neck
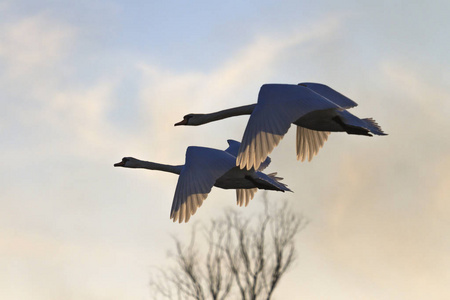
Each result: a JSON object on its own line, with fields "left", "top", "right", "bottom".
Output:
{"left": 127, "top": 159, "right": 183, "bottom": 175}
{"left": 201, "top": 104, "right": 256, "bottom": 124}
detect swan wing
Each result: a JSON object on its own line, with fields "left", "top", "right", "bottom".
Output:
{"left": 226, "top": 139, "right": 271, "bottom": 171}
{"left": 298, "top": 82, "right": 358, "bottom": 109}
{"left": 237, "top": 84, "right": 342, "bottom": 170}
{"left": 170, "top": 146, "right": 236, "bottom": 223}
{"left": 236, "top": 188, "right": 257, "bottom": 207}
{"left": 296, "top": 126, "right": 330, "bottom": 162}
{"left": 257, "top": 157, "right": 271, "bottom": 172}
{"left": 224, "top": 139, "right": 241, "bottom": 157}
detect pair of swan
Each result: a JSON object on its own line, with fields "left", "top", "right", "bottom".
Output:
{"left": 115, "top": 82, "right": 386, "bottom": 223}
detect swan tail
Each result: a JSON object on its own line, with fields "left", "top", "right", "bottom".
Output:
{"left": 335, "top": 111, "right": 387, "bottom": 136}
{"left": 362, "top": 118, "right": 387, "bottom": 136}
{"left": 252, "top": 172, "right": 292, "bottom": 192}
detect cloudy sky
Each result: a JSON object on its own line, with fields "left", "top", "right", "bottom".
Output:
{"left": 1, "top": 0, "right": 449, "bottom": 299}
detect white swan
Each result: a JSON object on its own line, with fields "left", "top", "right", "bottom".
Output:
{"left": 114, "top": 140, "right": 291, "bottom": 223}
{"left": 175, "top": 82, "right": 387, "bottom": 170}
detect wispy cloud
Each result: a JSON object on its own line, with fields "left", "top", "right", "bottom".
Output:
{"left": 0, "top": 13, "right": 76, "bottom": 78}
{"left": 0, "top": 13, "right": 124, "bottom": 160}
{"left": 136, "top": 16, "right": 344, "bottom": 160}
{"left": 293, "top": 61, "right": 450, "bottom": 299}
{"left": 381, "top": 62, "right": 450, "bottom": 122}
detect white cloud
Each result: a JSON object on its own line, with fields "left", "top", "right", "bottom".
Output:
{"left": 0, "top": 13, "right": 130, "bottom": 161}
{"left": 0, "top": 13, "right": 76, "bottom": 79}
{"left": 381, "top": 62, "right": 450, "bottom": 123}
{"left": 0, "top": 227, "right": 152, "bottom": 300}
{"left": 278, "top": 62, "right": 450, "bottom": 299}
{"left": 135, "top": 16, "right": 343, "bottom": 162}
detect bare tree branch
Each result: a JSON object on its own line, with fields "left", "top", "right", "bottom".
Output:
{"left": 149, "top": 196, "right": 307, "bottom": 300}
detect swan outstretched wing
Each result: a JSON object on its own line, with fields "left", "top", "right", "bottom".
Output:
{"left": 170, "top": 146, "right": 235, "bottom": 223}
{"left": 237, "top": 84, "right": 342, "bottom": 170}
{"left": 298, "top": 82, "right": 358, "bottom": 109}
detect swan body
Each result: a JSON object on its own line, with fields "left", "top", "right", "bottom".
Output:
{"left": 114, "top": 140, "right": 290, "bottom": 223}
{"left": 175, "top": 82, "right": 386, "bottom": 170}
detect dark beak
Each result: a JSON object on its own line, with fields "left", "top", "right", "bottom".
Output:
{"left": 174, "top": 119, "right": 188, "bottom": 126}
{"left": 114, "top": 161, "right": 125, "bottom": 167}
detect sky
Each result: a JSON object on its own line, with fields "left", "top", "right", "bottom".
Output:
{"left": 1, "top": 0, "right": 449, "bottom": 299}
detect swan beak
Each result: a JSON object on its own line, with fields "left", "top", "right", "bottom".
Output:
{"left": 174, "top": 119, "right": 188, "bottom": 126}
{"left": 114, "top": 161, "right": 125, "bottom": 167}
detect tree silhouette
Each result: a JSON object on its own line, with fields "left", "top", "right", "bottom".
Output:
{"left": 150, "top": 197, "right": 307, "bottom": 300}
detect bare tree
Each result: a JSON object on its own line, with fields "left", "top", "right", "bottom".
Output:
{"left": 150, "top": 196, "right": 307, "bottom": 300}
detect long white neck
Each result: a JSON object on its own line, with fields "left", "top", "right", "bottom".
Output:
{"left": 196, "top": 104, "right": 256, "bottom": 124}
{"left": 123, "top": 158, "right": 183, "bottom": 175}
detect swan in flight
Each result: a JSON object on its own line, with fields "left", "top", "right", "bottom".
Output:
{"left": 175, "top": 82, "right": 387, "bottom": 170}
{"left": 114, "top": 140, "right": 290, "bottom": 223}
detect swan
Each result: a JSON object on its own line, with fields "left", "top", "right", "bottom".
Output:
{"left": 114, "top": 140, "right": 291, "bottom": 223}
{"left": 175, "top": 82, "right": 387, "bottom": 170}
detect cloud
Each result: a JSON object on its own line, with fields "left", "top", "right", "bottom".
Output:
{"left": 135, "top": 16, "right": 344, "bottom": 161}
{"left": 0, "top": 13, "right": 76, "bottom": 79}
{"left": 0, "top": 13, "right": 78, "bottom": 143}
{"left": 1, "top": 12, "right": 345, "bottom": 166}
{"left": 381, "top": 61, "right": 450, "bottom": 123}
{"left": 283, "top": 62, "right": 450, "bottom": 299}
{"left": 0, "top": 226, "right": 153, "bottom": 300}
{"left": 0, "top": 13, "right": 132, "bottom": 162}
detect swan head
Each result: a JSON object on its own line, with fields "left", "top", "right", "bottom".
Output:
{"left": 174, "top": 113, "right": 205, "bottom": 126}
{"left": 114, "top": 157, "right": 137, "bottom": 167}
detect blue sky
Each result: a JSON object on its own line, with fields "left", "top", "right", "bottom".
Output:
{"left": 1, "top": 0, "right": 449, "bottom": 299}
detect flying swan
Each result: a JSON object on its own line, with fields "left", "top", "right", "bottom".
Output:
{"left": 175, "top": 82, "right": 387, "bottom": 170}
{"left": 114, "top": 140, "right": 291, "bottom": 223}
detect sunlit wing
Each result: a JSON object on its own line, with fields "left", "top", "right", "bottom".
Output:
{"left": 225, "top": 139, "right": 271, "bottom": 171}
{"left": 296, "top": 126, "right": 330, "bottom": 162}
{"left": 170, "top": 146, "right": 236, "bottom": 223}
{"left": 295, "top": 83, "right": 356, "bottom": 161}
{"left": 236, "top": 188, "right": 257, "bottom": 207}
{"left": 237, "top": 84, "right": 343, "bottom": 170}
